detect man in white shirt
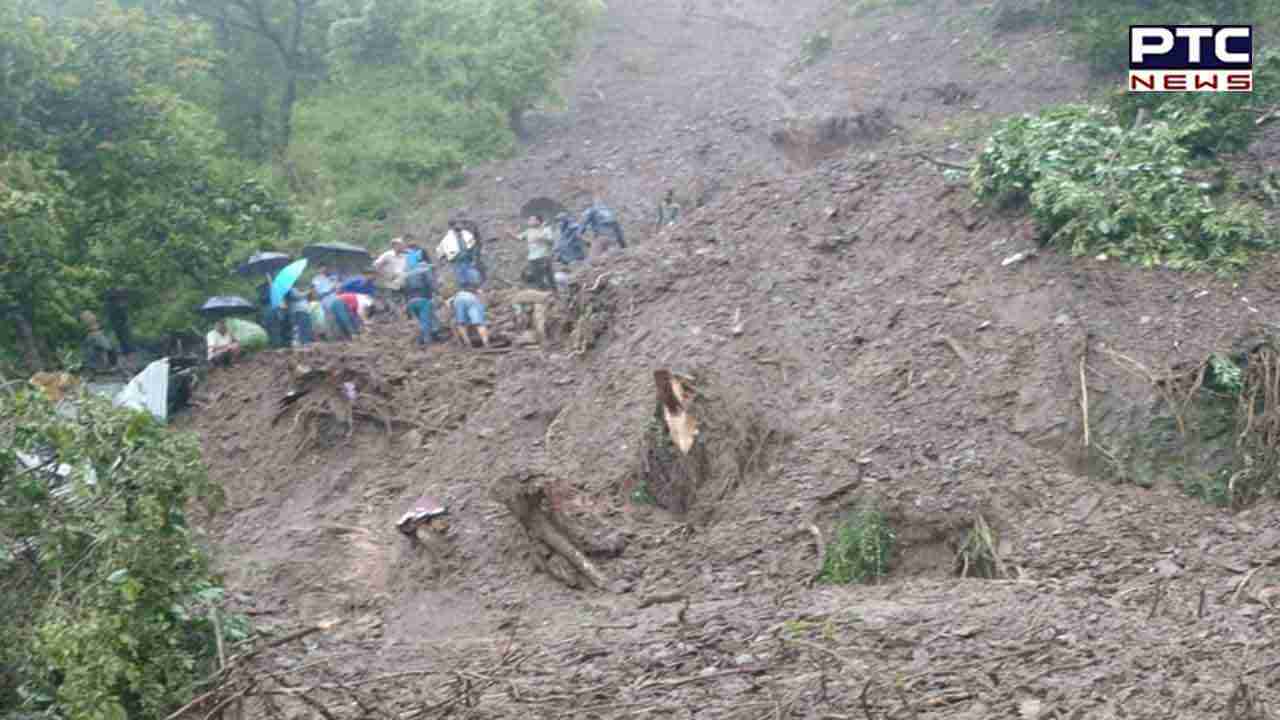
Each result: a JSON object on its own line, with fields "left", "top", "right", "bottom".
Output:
{"left": 206, "top": 319, "right": 241, "bottom": 367}
{"left": 436, "top": 220, "right": 481, "bottom": 288}
{"left": 373, "top": 238, "right": 408, "bottom": 304}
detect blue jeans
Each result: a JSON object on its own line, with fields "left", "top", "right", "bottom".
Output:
{"left": 451, "top": 260, "right": 482, "bottom": 288}
{"left": 407, "top": 298, "right": 434, "bottom": 344}
{"left": 291, "top": 310, "right": 313, "bottom": 345}
{"left": 452, "top": 295, "right": 486, "bottom": 325}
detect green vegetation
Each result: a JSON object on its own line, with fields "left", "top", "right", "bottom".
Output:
{"left": 971, "top": 101, "right": 1275, "bottom": 271}
{"left": 988, "top": 0, "right": 1278, "bottom": 74}
{"left": 820, "top": 506, "right": 895, "bottom": 585}
{"left": 799, "top": 31, "right": 833, "bottom": 66}
{"left": 0, "top": 391, "right": 231, "bottom": 718}
{"left": 955, "top": 515, "right": 1002, "bottom": 579}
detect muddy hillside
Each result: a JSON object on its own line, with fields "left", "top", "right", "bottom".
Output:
{"left": 180, "top": 1, "right": 1280, "bottom": 718}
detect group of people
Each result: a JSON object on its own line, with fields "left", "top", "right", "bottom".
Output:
{"left": 203, "top": 196, "right": 667, "bottom": 365}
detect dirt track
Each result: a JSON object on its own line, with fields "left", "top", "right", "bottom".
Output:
{"left": 181, "top": 1, "right": 1280, "bottom": 718}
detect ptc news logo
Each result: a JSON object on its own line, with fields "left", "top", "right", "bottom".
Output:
{"left": 1129, "top": 25, "right": 1253, "bottom": 92}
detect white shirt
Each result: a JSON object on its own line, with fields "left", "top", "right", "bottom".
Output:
{"left": 206, "top": 328, "right": 235, "bottom": 360}
{"left": 374, "top": 249, "right": 407, "bottom": 279}
{"left": 355, "top": 293, "right": 374, "bottom": 319}
{"left": 436, "top": 229, "right": 475, "bottom": 261}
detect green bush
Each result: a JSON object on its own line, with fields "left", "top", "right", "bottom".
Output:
{"left": 0, "top": 391, "right": 232, "bottom": 719}
{"left": 290, "top": 70, "right": 513, "bottom": 221}
{"left": 972, "top": 104, "right": 1274, "bottom": 271}
{"left": 1107, "top": 52, "right": 1280, "bottom": 157}
{"left": 820, "top": 507, "right": 895, "bottom": 584}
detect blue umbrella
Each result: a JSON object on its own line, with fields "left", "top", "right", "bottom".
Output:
{"left": 270, "top": 258, "right": 308, "bottom": 309}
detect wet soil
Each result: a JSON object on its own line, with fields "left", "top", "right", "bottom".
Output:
{"left": 179, "top": 0, "right": 1280, "bottom": 717}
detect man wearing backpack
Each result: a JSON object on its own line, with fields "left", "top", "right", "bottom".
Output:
{"left": 436, "top": 219, "right": 482, "bottom": 288}
{"left": 582, "top": 199, "right": 625, "bottom": 254}
{"left": 404, "top": 264, "right": 437, "bottom": 346}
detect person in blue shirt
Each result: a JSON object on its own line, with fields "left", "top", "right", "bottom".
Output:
{"left": 554, "top": 213, "right": 586, "bottom": 264}
{"left": 581, "top": 200, "right": 625, "bottom": 254}
{"left": 311, "top": 264, "right": 338, "bottom": 299}
{"left": 404, "top": 265, "right": 436, "bottom": 346}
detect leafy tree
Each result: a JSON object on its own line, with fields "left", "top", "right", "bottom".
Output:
{"left": 0, "top": 391, "right": 230, "bottom": 718}
{"left": 972, "top": 104, "right": 1274, "bottom": 271}
{"left": 172, "top": 0, "right": 332, "bottom": 152}
{"left": 0, "top": 1, "right": 290, "bottom": 366}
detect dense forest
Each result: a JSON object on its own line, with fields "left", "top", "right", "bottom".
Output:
{"left": 0, "top": 0, "right": 602, "bottom": 370}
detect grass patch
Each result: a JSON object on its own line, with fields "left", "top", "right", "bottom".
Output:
{"left": 820, "top": 506, "right": 895, "bottom": 585}
{"left": 955, "top": 515, "right": 1003, "bottom": 579}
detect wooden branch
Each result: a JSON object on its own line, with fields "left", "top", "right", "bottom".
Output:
{"left": 634, "top": 666, "right": 765, "bottom": 691}
{"left": 804, "top": 522, "right": 827, "bottom": 582}
{"left": 496, "top": 484, "right": 615, "bottom": 592}
{"left": 936, "top": 335, "right": 972, "bottom": 366}
{"left": 914, "top": 152, "right": 971, "bottom": 172}
{"left": 1080, "top": 355, "right": 1091, "bottom": 448}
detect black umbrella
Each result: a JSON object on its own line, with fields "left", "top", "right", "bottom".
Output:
{"left": 302, "top": 242, "right": 372, "bottom": 273}
{"left": 236, "top": 251, "right": 293, "bottom": 277}
{"left": 198, "top": 296, "right": 257, "bottom": 320}
{"left": 520, "top": 196, "right": 566, "bottom": 221}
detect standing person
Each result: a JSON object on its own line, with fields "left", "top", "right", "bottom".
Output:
{"left": 449, "top": 287, "right": 490, "bottom": 348}
{"left": 307, "top": 290, "right": 330, "bottom": 341}
{"left": 287, "top": 288, "right": 313, "bottom": 346}
{"left": 257, "top": 278, "right": 290, "bottom": 348}
{"left": 656, "top": 189, "right": 681, "bottom": 229}
{"left": 311, "top": 264, "right": 338, "bottom": 299}
{"left": 403, "top": 235, "right": 426, "bottom": 270}
{"left": 373, "top": 238, "right": 408, "bottom": 307}
{"left": 103, "top": 289, "right": 134, "bottom": 356}
{"left": 457, "top": 219, "right": 487, "bottom": 285}
{"left": 206, "top": 319, "right": 241, "bottom": 367}
{"left": 404, "top": 265, "right": 436, "bottom": 346}
{"left": 436, "top": 219, "right": 481, "bottom": 288}
{"left": 79, "top": 310, "right": 118, "bottom": 371}
{"left": 322, "top": 292, "right": 359, "bottom": 340}
{"left": 511, "top": 215, "right": 556, "bottom": 291}
{"left": 581, "top": 199, "right": 625, "bottom": 253}
{"left": 554, "top": 213, "right": 586, "bottom": 264}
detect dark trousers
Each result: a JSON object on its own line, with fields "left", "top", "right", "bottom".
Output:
{"left": 525, "top": 257, "right": 555, "bottom": 291}
{"left": 408, "top": 298, "right": 434, "bottom": 344}
{"left": 107, "top": 313, "right": 133, "bottom": 354}
{"left": 291, "top": 310, "right": 313, "bottom": 345}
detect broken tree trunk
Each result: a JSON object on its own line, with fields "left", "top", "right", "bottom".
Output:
{"left": 495, "top": 481, "right": 617, "bottom": 592}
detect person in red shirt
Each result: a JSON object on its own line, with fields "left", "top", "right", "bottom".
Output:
{"left": 322, "top": 292, "right": 361, "bottom": 340}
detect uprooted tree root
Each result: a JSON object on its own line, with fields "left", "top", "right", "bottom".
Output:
{"left": 272, "top": 361, "right": 416, "bottom": 460}
{"left": 1230, "top": 342, "right": 1280, "bottom": 507}
{"left": 566, "top": 272, "right": 617, "bottom": 356}
{"left": 1091, "top": 337, "right": 1280, "bottom": 507}
{"left": 494, "top": 474, "right": 625, "bottom": 592}
{"left": 630, "top": 369, "right": 778, "bottom": 517}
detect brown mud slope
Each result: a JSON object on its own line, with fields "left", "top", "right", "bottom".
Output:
{"left": 181, "top": 1, "right": 1280, "bottom": 718}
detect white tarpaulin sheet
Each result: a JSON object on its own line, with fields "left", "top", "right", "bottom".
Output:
{"left": 114, "top": 357, "right": 170, "bottom": 423}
